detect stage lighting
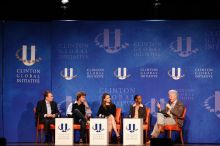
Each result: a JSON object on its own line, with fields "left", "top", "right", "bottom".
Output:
{"left": 60, "top": 0, "right": 69, "bottom": 9}
{"left": 153, "top": 0, "right": 162, "bottom": 7}
{"left": 61, "top": 0, "right": 69, "bottom": 5}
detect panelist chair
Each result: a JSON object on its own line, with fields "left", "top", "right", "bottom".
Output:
{"left": 143, "top": 107, "right": 151, "bottom": 143}
{"left": 164, "top": 107, "right": 187, "bottom": 145}
{"left": 73, "top": 117, "right": 90, "bottom": 143}
{"left": 33, "top": 107, "right": 55, "bottom": 143}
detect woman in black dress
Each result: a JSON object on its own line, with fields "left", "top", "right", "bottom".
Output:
{"left": 97, "top": 93, "right": 120, "bottom": 142}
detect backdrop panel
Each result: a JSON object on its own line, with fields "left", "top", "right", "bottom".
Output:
{"left": 1, "top": 20, "right": 220, "bottom": 143}
{"left": 51, "top": 20, "right": 220, "bottom": 143}
{"left": 0, "top": 21, "right": 3, "bottom": 137}
{"left": 3, "top": 22, "right": 51, "bottom": 142}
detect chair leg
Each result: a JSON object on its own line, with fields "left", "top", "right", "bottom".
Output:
{"left": 36, "top": 129, "right": 38, "bottom": 143}
{"left": 52, "top": 130, "right": 55, "bottom": 143}
{"left": 180, "top": 130, "right": 184, "bottom": 145}
{"left": 168, "top": 130, "right": 172, "bottom": 138}
{"left": 40, "top": 130, "right": 44, "bottom": 143}
{"left": 85, "top": 129, "right": 89, "bottom": 144}
{"left": 145, "top": 130, "right": 149, "bottom": 142}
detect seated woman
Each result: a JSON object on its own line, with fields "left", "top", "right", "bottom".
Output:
{"left": 97, "top": 93, "right": 120, "bottom": 143}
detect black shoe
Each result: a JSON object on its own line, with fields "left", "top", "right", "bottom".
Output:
{"left": 117, "top": 135, "right": 120, "bottom": 144}
{"left": 82, "top": 137, "right": 87, "bottom": 144}
{"left": 44, "top": 136, "right": 49, "bottom": 143}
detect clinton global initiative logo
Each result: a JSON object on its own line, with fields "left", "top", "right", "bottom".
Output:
{"left": 205, "top": 31, "right": 220, "bottom": 50}
{"left": 168, "top": 67, "right": 185, "bottom": 80}
{"left": 87, "top": 68, "right": 104, "bottom": 79}
{"left": 204, "top": 91, "right": 220, "bottom": 118}
{"left": 114, "top": 67, "right": 131, "bottom": 80}
{"left": 16, "top": 45, "right": 42, "bottom": 66}
{"left": 195, "top": 68, "right": 213, "bottom": 79}
{"left": 140, "top": 68, "right": 158, "bottom": 78}
{"left": 58, "top": 123, "right": 70, "bottom": 132}
{"left": 92, "top": 124, "right": 104, "bottom": 132}
{"left": 170, "top": 37, "right": 199, "bottom": 57}
{"left": 126, "top": 124, "right": 138, "bottom": 133}
{"left": 60, "top": 68, "right": 77, "bottom": 80}
{"left": 95, "top": 29, "right": 129, "bottom": 54}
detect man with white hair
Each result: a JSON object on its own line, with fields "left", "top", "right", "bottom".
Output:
{"left": 150, "top": 89, "right": 185, "bottom": 138}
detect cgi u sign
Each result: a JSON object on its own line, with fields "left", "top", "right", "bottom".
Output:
{"left": 58, "top": 123, "right": 70, "bottom": 132}
{"left": 60, "top": 68, "right": 77, "bottom": 80}
{"left": 114, "top": 67, "right": 131, "bottom": 80}
{"left": 95, "top": 29, "right": 129, "bottom": 54}
{"left": 126, "top": 124, "right": 138, "bottom": 133}
{"left": 16, "top": 45, "right": 42, "bottom": 66}
{"left": 92, "top": 124, "right": 104, "bottom": 132}
{"left": 168, "top": 67, "right": 185, "bottom": 80}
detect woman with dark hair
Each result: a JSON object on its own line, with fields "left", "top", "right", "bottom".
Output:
{"left": 97, "top": 93, "right": 120, "bottom": 143}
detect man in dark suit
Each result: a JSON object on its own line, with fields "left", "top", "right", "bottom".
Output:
{"left": 36, "top": 90, "right": 59, "bottom": 143}
{"left": 129, "top": 94, "right": 146, "bottom": 120}
{"left": 151, "top": 89, "right": 185, "bottom": 138}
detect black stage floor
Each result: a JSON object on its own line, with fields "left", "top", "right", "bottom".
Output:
{"left": 6, "top": 144, "right": 220, "bottom": 146}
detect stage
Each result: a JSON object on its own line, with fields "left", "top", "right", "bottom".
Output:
{"left": 6, "top": 144, "right": 220, "bottom": 146}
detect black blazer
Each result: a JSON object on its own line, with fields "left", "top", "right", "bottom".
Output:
{"left": 129, "top": 104, "right": 146, "bottom": 120}
{"left": 97, "top": 104, "right": 116, "bottom": 117}
{"left": 36, "top": 99, "right": 59, "bottom": 122}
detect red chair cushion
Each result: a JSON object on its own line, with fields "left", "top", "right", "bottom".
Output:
{"left": 164, "top": 125, "right": 181, "bottom": 131}
{"left": 38, "top": 124, "right": 44, "bottom": 130}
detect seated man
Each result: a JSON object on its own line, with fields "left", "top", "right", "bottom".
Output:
{"left": 129, "top": 94, "right": 146, "bottom": 121}
{"left": 36, "top": 90, "right": 59, "bottom": 143}
{"left": 66, "top": 98, "right": 92, "bottom": 120}
{"left": 151, "top": 89, "right": 185, "bottom": 138}
{"left": 66, "top": 91, "right": 88, "bottom": 143}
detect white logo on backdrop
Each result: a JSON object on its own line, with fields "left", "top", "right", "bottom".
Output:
{"left": 60, "top": 68, "right": 77, "bottom": 80}
{"left": 204, "top": 91, "right": 220, "bottom": 118}
{"left": 16, "top": 45, "right": 42, "bottom": 66}
{"left": 95, "top": 29, "right": 129, "bottom": 54}
{"left": 114, "top": 67, "right": 131, "bottom": 80}
{"left": 170, "top": 37, "right": 198, "bottom": 57}
{"left": 168, "top": 67, "right": 185, "bottom": 80}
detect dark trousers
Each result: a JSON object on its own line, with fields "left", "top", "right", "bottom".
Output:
{"left": 73, "top": 109, "right": 87, "bottom": 142}
{"left": 41, "top": 118, "right": 55, "bottom": 143}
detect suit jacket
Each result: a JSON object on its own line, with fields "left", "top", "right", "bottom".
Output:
{"left": 36, "top": 99, "right": 59, "bottom": 122}
{"left": 162, "top": 100, "right": 185, "bottom": 127}
{"left": 129, "top": 104, "right": 146, "bottom": 120}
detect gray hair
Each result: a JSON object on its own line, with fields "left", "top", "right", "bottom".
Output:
{"left": 168, "top": 89, "right": 178, "bottom": 97}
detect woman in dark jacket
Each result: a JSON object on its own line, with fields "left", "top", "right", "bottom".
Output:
{"left": 97, "top": 93, "right": 120, "bottom": 142}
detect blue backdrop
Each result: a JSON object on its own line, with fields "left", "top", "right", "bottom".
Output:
{"left": 1, "top": 20, "right": 220, "bottom": 143}
{"left": 3, "top": 22, "right": 51, "bottom": 142}
{"left": 0, "top": 22, "right": 3, "bottom": 137}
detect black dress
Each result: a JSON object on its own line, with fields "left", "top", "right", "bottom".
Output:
{"left": 97, "top": 104, "right": 116, "bottom": 117}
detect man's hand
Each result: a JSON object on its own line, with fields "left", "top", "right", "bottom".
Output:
{"left": 51, "top": 114, "right": 56, "bottom": 118}
{"left": 46, "top": 114, "right": 55, "bottom": 118}
{"left": 157, "top": 103, "right": 161, "bottom": 110}
{"left": 166, "top": 103, "right": 171, "bottom": 110}
{"left": 84, "top": 101, "right": 89, "bottom": 108}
